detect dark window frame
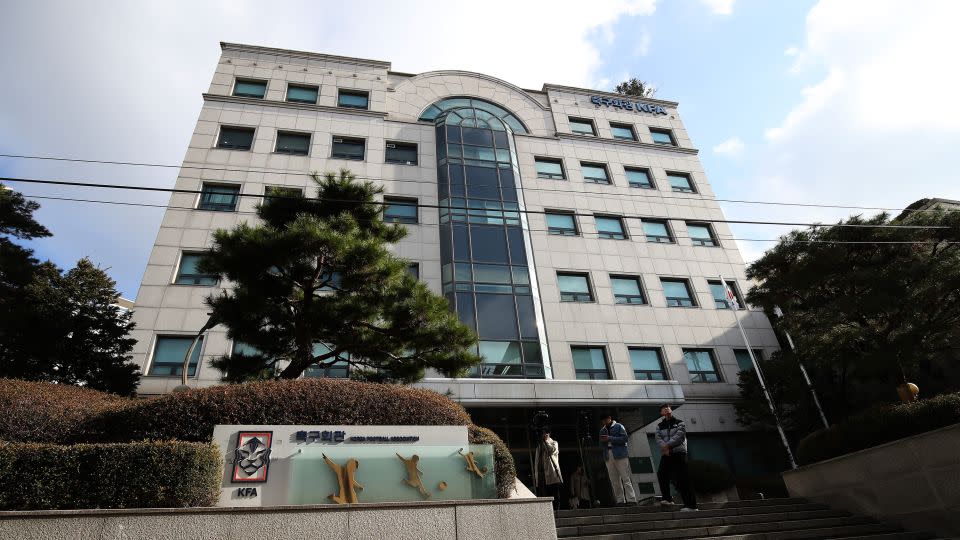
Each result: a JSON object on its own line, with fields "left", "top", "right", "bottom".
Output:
{"left": 683, "top": 348, "right": 722, "bottom": 383}
{"left": 406, "top": 262, "right": 420, "bottom": 280}
{"left": 534, "top": 157, "right": 566, "bottom": 180}
{"left": 383, "top": 196, "right": 419, "bottom": 224}
{"left": 331, "top": 136, "right": 366, "bottom": 161}
{"left": 629, "top": 347, "right": 668, "bottom": 380}
{"left": 148, "top": 335, "right": 204, "bottom": 377}
{"left": 337, "top": 89, "right": 370, "bottom": 110}
{"left": 385, "top": 141, "right": 419, "bottom": 165}
{"left": 274, "top": 130, "right": 311, "bottom": 156}
{"left": 232, "top": 78, "right": 268, "bottom": 99}
{"left": 174, "top": 252, "right": 219, "bottom": 286}
{"left": 557, "top": 272, "right": 594, "bottom": 303}
{"left": 610, "top": 274, "right": 647, "bottom": 305}
{"left": 708, "top": 280, "right": 745, "bottom": 310}
{"left": 650, "top": 128, "right": 677, "bottom": 146}
{"left": 595, "top": 214, "right": 628, "bottom": 240}
{"left": 660, "top": 277, "right": 697, "bottom": 307}
{"left": 571, "top": 345, "right": 611, "bottom": 380}
{"left": 734, "top": 348, "right": 765, "bottom": 372}
{"left": 625, "top": 166, "right": 655, "bottom": 189}
{"left": 610, "top": 122, "right": 638, "bottom": 141}
{"left": 687, "top": 222, "right": 719, "bottom": 247}
{"left": 666, "top": 171, "right": 697, "bottom": 193}
{"left": 197, "top": 182, "right": 241, "bottom": 212}
{"left": 569, "top": 117, "right": 597, "bottom": 136}
{"left": 545, "top": 211, "right": 579, "bottom": 236}
{"left": 286, "top": 83, "right": 319, "bottom": 104}
{"left": 642, "top": 219, "right": 675, "bottom": 243}
{"left": 215, "top": 126, "right": 255, "bottom": 151}
{"left": 581, "top": 161, "right": 611, "bottom": 185}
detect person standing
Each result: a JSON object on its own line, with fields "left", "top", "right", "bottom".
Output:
{"left": 655, "top": 404, "right": 697, "bottom": 511}
{"left": 533, "top": 430, "right": 563, "bottom": 511}
{"left": 599, "top": 413, "right": 637, "bottom": 506}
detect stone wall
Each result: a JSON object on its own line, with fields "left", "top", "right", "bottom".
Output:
{"left": 782, "top": 422, "right": 960, "bottom": 537}
{"left": 0, "top": 498, "right": 557, "bottom": 540}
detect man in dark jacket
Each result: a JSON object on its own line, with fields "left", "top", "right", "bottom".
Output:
{"left": 599, "top": 413, "right": 637, "bottom": 506}
{"left": 655, "top": 404, "right": 697, "bottom": 510}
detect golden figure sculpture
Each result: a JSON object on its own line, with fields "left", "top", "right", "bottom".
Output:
{"left": 396, "top": 453, "right": 431, "bottom": 498}
{"left": 457, "top": 448, "right": 488, "bottom": 479}
{"left": 438, "top": 481, "right": 448, "bottom": 491}
{"left": 323, "top": 454, "right": 363, "bottom": 504}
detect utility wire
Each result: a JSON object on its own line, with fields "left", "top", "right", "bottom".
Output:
{"left": 0, "top": 152, "right": 945, "bottom": 215}
{"left": 18, "top": 193, "right": 959, "bottom": 246}
{"left": 3, "top": 176, "right": 948, "bottom": 230}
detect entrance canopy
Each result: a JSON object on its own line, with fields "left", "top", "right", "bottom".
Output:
{"left": 415, "top": 378, "right": 684, "bottom": 407}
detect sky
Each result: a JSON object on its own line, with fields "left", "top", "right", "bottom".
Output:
{"left": 1, "top": 0, "right": 958, "bottom": 298}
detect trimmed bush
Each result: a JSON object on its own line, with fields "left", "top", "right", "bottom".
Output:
{"left": 469, "top": 424, "right": 516, "bottom": 499}
{"left": 797, "top": 392, "right": 960, "bottom": 465}
{"left": 0, "top": 440, "right": 221, "bottom": 510}
{"left": 687, "top": 459, "right": 735, "bottom": 495}
{"left": 0, "top": 379, "right": 129, "bottom": 443}
{"left": 89, "top": 378, "right": 473, "bottom": 443}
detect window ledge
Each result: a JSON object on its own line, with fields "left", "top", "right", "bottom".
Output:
{"left": 556, "top": 132, "right": 700, "bottom": 155}
{"left": 203, "top": 93, "right": 388, "bottom": 118}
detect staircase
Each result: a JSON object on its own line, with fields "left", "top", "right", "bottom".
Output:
{"left": 554, "top": 497, "right": 944, "bottom": 540}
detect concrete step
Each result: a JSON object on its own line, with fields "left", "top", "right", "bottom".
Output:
{"left": 555, "top": 497, "right": 809, "bottom": 519}
{"left": 556, "top": 509, "right": 851, "bottom": 537}
{"left": 558, "top": 515, "right": 890, "bottom": 540}
{"left": 831, "top": 532, "right": 937, "bottom": 540}
{"left": 556, "top": 503, "right": 831, "bottom": 528}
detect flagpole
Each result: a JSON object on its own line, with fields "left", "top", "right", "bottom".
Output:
{"left": 722, "top": 276, "right": 798, "bottom": 470}
{"left": 773, "top": 306, "right": 829, "bottom": 429}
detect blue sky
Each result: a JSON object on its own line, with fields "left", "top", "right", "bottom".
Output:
{"left": 2, "top": 0, "right": 958, "bottom": 298}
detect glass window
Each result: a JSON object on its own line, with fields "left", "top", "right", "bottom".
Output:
{"left": 305, "top": 343, "right": 350, "bottom": 378}
{"left": 546, "top": 212, "right": 577, "bottom": 236}
{"left": 709, "top": 280, "right": 744, "bottom": 310}
{"left": 331, "top": 137, "right": 365, "bottom": 160}
{"left": 661, "top": 278, "right": 695, "bottom": 307}
{"left": 406, "top": 263, "right": 419, "bottom": 280}
{"left": 611, "top": 275, "right": 646, "bottom": 305}
{"left": 149, "top": 336, "right": 203, "bottom": 376}
{"left": 667, "top": 172, "right": 696, "bottom": 193}
{"left": 175, "top": 253, "right": 218, "bottom": 286}
{"left": 610, "top": 123, "right": 637, "bottom": 141}
{"left": 630, "top": 348, "right": 666, "bottom": 380}
{"left": 337, "top": 90, "right": 369, "bottom": 109}
{"left": 734, "top": 349, "right": 764, "bottom": 372}
{"left": 595, "top": 215, "right": 627, "bottom": 239}
{"left": 479, "top": 341, "right": 522, "bottom": 365}
{"left": 470, "top": 226, "right": 510, "bottom": 263}
{"left": 650, "top": 128, "right": 676, "bottom": 146}
{"left": 572, "top": 346, "right": 610, "bottom": 380}
{"left": 642, "top": 220, "right": 673, "bottom": 243}
{"left": 683, "top": 349, "right": 720, "bottom": 382}
{"left": 625, "top": 167, "right": 654, "bottom": 188}
{"left": 286, "top": 84, "right": 318, "bottom": 104}
{"left": 198, "top": 183, "right": 240, "bottom": 212}
{"left": 687, "top": 223, "right": 717, "bottom": 246}
{"left": 535, "top": 158, "right": 565, "bottom": 180}
{"left": 216, "top": 126, "right": 254, "bottom": 150}
{"left": 419, "top": 97, "right": 529, "bottom": 134}
{"left": 233, "top": 79, "right": 266, "bottom": 99}
{"left": 476, "top": 293, "right": 519, "bottom": 339}
{"left": 581, "top": 162, "right": 610, "bottom": 184}
{"left": 569, "top": 117, "right": 596, "bottom": 136}
{"left": 275, "top": 131, "right": 310, "bottom": 155}
{"left": 383, "top": 197, "right": 418, "bottom": 224}
{"left": 557, "top": 273, "right": 593, "bottom": 302}
{"left": 385, "top": 142, "right": 418, "bottom": 165}
{"left": 232, "top": 341, "right": 262, "bottom": 358}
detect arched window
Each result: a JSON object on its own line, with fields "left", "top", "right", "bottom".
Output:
{"left": 419, "top": 96, "right": 528, "bottom": 134}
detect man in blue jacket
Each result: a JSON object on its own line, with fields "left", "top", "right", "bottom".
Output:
{"left": 599, "top": 412, "right": 637, "bottom": 506}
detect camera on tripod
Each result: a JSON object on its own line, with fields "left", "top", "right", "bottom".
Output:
{"left": 529, "top": 410, "right": 550, "bottom": 439}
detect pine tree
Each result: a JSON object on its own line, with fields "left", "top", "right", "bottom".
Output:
{"left": 201, "top": 169, "right": 481, "bottom": 383}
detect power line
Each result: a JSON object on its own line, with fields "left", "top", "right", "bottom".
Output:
{"left": 3, "top": 176, "right": 947, "bottom": 230}
{"left": 0, "top": 152, "right": 940, "bottom": 214}
{"left": 19, "top": 193, "right": 959, "bottom": 246}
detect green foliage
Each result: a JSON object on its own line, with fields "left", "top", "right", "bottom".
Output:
{"left": 201, "top": 169, "right": 481, "bottom": 382}
{"left": 746, "top": 208, "right": 960, "bottom": 421}
{"left": 614, "top": 78, "right": 657, "bottom": 98}
{"left": 734, "top": 350, "right": 825, "bottom": 436}
{"left": 0, "top": 379, "right": 128, "bottom": 443}
{"left": 797, "top": 391, "right": 960, "bottom": 465}
{"left": 0, "top": 440, "right": 221, "bottom": 510}
{"left": 0, "top": 184, "right": 51, "bottom": 295}
{"left": 687, "top": 459, "right": 735, "bottom": 494}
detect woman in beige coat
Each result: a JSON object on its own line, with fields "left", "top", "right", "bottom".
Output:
{"left": 533, "top": 430, "right": 563, "bottom": 510}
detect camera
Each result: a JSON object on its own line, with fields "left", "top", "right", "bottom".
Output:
{"left": 529, "top": 410, "right": 550, "bottom": 437}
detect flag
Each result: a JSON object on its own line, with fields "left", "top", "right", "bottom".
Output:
{"left": 723, "top": 282, "right": 740, "bottom": 310}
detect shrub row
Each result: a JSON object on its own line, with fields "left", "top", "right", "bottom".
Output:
{"left": 797, "top": 391, "right": 960, "bottom": 465}
{"left": 0, "top": 379, "right": 128, "bottom": 444}
{"left": 0, "top": 440, "right": 221, "bottom": 510}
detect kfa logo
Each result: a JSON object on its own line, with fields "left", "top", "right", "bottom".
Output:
{"left": 237, "top": 487, "right": 258, "bottom": 497}
{"left": 232, "top": 431, "right": 273, "bottom": 483}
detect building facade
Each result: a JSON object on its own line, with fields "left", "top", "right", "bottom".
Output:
{"left": 131, "top": 42, "right": 783, "bottom": 500}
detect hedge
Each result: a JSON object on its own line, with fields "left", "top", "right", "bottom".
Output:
{"left": 469, "top": 424, "right": 516, "bottom": 499}
{"left": 0, "top": 379, "right": 129, "bottom": 444}
{"left": 0, "top": 440, "right": 221, "bottom": 510}
{"left": 687, "top": 459, "right": 735, "bottom": 495}
{"left": 798, "top": 391, "right": 960, "bottom": 465}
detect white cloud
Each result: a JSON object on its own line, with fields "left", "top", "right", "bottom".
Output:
{"left": 701, "top": 0, "right": 735, "bottom": 15}
{"left": 732, "top": 0, "right": 960, "bottom": 261}
{"left": 632, "top": 31, "right": 652, "bottom": 56}
{"left": 784, "top": 46, "right": 799, "bottom": 56}
{"left": 713, "top": 137, "right": 745, "bottom": 158}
